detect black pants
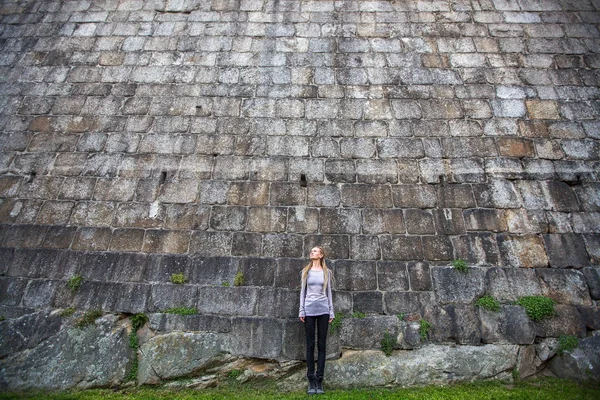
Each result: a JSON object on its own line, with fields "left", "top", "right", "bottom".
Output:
{"left": 304, "top": 314, "right": 329, "bottom": 379}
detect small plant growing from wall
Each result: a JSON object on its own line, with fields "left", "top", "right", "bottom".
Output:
{"left": 380, "top": 331, "right": 397, "bottom": 357}
{"left": 557, "top": 335, "right": 579, "bottom": 355}
{"left": 222, "top": 281, "right": 230, "bottom": 287}
{"left": 452, "top": 259, "right": 468, "bottom": 273}
{"left": 476, "top": 295, "right": 501, "bottom": 312}
{"left": 228, "top": 369, "right": 244, "bottom": 379}
{"left": 419, "top": 319, "right": 432, "bottom": 341}
{"left": 352, "top": 311, "right": 366, "bottom": 318}
{"left": 397, "top": 313, "right": 405, "bottom": 321}
{"left": 0, "top": 316, "right": 5, "bottom": 322}
{"left": 170, "top": 273, "right": 186, "bottom": 284}
{"left": 516, "top": 296, "right": 555, "bottom": 321}
{"left": 59, "top": 307, "right": 76, "bottom": 317}
{"left": 75, "top": 309, "right": 102, "bottom": 328}
{"left": 163, "top": 307, "right": 198, "bottom": 316}
{"left": 67, "top": 274, "right": 83, "bottom": 292}
{"left": 234, "top": 271, "right": 245, "bottom": 286}
{"left": 127, "top": 313, "right": 149, "bottom": 382}
{"left": 329, "top": 312, "right": 345, "bottom": 334}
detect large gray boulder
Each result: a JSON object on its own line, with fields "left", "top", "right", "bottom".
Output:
{"left": 0, "top": 314, "right": 132, "bottom": 391}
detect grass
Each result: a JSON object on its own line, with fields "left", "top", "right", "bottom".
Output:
{"left": 516, "top": 296, "right": 555, "bottom": 321}
{"left": 163, "top": 307, "right": 198, "bottom": 316}
{"left": 452, "top": 259, "right": 468, "bottom": 273}
{"left": 558, "top": 335, "right": 579, "bottom": 355}
{"left": 380, "top": 331, "right": 397, "bottom": 357}
{"left": 67, "top": 274, "right": 83, "bottom": 292}
{"left": 476, "top": 295, "right": 501, "bottom": 312}
{"left": 170, "top": 273, "right": 186, "bottom": 284}
{"left": 74, "top": 309, "right": 102, "bottom": 328}
{"left": 0, "top": 378, "right": 599, "bottom": 400}
{"left": 419, "top": 318, "right": 431, "bottom": 341}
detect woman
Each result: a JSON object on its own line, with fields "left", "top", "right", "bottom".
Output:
{"left": 299, "top": 246, "right": 334, "bottom": 395}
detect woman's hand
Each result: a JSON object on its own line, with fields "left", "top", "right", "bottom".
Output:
{"left": 329, "top": 318, "right": 333, "bottom": 323}
{"left": 300, "top": 317, "right": 305, "bottom": 322}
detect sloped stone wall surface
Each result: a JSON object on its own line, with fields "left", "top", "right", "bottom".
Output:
{"left": 0, "top": 0, "right": 599, "bottom": 390}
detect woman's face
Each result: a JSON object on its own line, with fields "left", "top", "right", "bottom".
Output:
{"left": 310, "top": 247, "right": 323, "bottom": 260}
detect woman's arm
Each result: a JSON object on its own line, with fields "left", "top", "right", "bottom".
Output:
{"left": 299, "top": 272, "right": 306, "bottom": 319}
{"left": 327, "top": 273, "right": 334, "bottom": 320}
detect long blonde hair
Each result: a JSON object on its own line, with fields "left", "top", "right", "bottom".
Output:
{"left": 301, "top": 246, "right": 332, "bottom": 292}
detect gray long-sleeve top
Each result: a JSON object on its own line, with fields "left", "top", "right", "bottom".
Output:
{"left": 299, "top": 269, "right": 334, "bottom": 319}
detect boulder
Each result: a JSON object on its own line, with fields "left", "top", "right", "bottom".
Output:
{"left": 548, "top": 333, "right": 600, "bottom": 381}
{"left": 0, "top": 314, "right": 132, "bottom": 391}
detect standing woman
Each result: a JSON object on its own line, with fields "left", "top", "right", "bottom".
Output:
{"left": 299, "top": 246, "right": 334, "bottom": 395}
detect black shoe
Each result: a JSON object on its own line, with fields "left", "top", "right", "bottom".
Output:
{"left": 315, "top": 378, "right": 324, "bottom": 394}
{"left": 307, "top": 375, "right": 317, "bottom": 395}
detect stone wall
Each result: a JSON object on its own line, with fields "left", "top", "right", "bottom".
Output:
{"left": 0, "top": 0, "right": 599, "bottom": 390}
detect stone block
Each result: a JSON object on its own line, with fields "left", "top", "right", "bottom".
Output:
{"left": 275, "top": 258, "right": 305, "bottom": 290}
{"left": 148, "top": 284, "right": 197, "bottom": 312}
{"left": 350, "top": 236, "right": 381, "bottom": 260}
{"left": 262, "top": 234, "right": 303, "bottom": 258}
{"left": 377, "top": 261, "right": 409, "bottom": 291}
{"left": 377, "top": 138, "right": 424, "bottom": 159}
{"left": 143, "top": 230, "right": 190, "bottom": 254}
{"left": 209, "top": 206, "right": 247, "bottom": 231}
{"left": 189, "top": 256, "right": 238, "bottom": 287}
{"left": 452, "top": 233, "right": 500, "bottom": 266}
{"left": 340, "top": 138, "right": 377, "bottom": 158}
{"left": 333, "top": 260, "right": 377, "bottom": 291}
{"left": 577, "top": 306, "right": 600, "bottom": 330}
{"left": 442, "top": 137, "right": 498, "bottom": 158}
{"left": 164, "top": 204, "right": 209, "bottom": 231}
{"left": 352, "top": 292, "right": 384, "bottom": 315}
{"left": 324, "top": 160, "right": 356, "bottom": 183}
{"left": 111, "top": 283, "right": 150, "bottom": 313}
{"left": 362, "top": 209, "right": 405, "bottom": 235}
{"left": 231, "top": 233, "right": 262, "bottom": 257}
{"left": 340, "top": 316, "right": 399, "bottom": 350}
{"left": 479, "top": 305, "right": 536, "bottom": 345}
{"left": 0, "top": 310, "right": 62, "bottom": 358}
{"left": 356, "top": 159, "right": 397, "bottom": 184}
{"left": 380, "top": 235, "right": 423, "bottom": 261}
{"left": 404, "top": 209, "right": 435, "bottom": 235}
{"left": 431, "top": 266, "right": 485, "bottom": 304}
{"left": 392, "top": 185, "right": 437, "bottom": 208}
{"left": 110, "top": 253, "right": 148, "bottom": 283}
{"left": 436, "top": 304, "right": 482, "bottom": 345}
{"left": 497, "top": 138, "right": 535, "bottom": 157}
{"left": 497, "top": 234, "right": 548, "bottom": 268}
{"left": 464, "top": 209, "right": 507, "bottom": 232}
{"left": 7, "top": 248, "right": 60, "bottom": 279}
{"left": 543, "top": 233, "right": 590, "bottom": 268}
{"left": 534, "top": 305, "right": 586, "bottom": 338}
{"left": 78, "top": 252, "right": 121, "bottom": 282}
{"left": 473, "top": 180, "right": 522, "bottom": 209}
{"left": 287, "top": 207, "right": 319, "bottom": 234}
{"left": 144, "top": 254, "right": 191, "bottom": 284}
{"left": 433, "top": 209, "right": 466, "bottom": 235}
{"left": 438, "top": 184, "right": 476, "bottom": 208}
{"left": 0, "top": 277, "right": 28, "bottom": 306}
{"left": 423, "top": 235, "right": 454, "bottom": 261}
{"left": 107, "top": 228, "right": 144, "bottom": 252}
{"left": 583, "top": 267, "right": 600, "bottom": 300}
{"left": 270, "top": 183, "right": 308, "bottom": 207}
{"left": 537, "top": 269, "right": 592, "bottom": 306}
{"left": 526, "top": 100, "right": 560, "bottom": 120}
{"left": 320, "top": 208, "right": 361, "bottom": 234}
{"left": 305, "top": 235, "right": 349, "bottom": 260}
{"left": 199, "top": 181, "right": 229, "bottom": 205}
{"left": 71, "top": 227, "right": 112, "bottom": 251}
{"left": 340, "top": 184, "right": 393, "bottom": 208}
{"left": 229, "top": 317, "right": 283, "bottom": 359}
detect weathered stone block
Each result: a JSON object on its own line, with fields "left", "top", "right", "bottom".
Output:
{"left": 361, "top": 209, "right": 405, "bottom": 235}
{"left": 433, "top": 209, "right": 466, "bottom": 235}
{"left": 262, "top": 234, "right": 303, "bottom": 258}
{"left": 305, "top": 235, "right": 349, "bottom": 260}
{"left": 356, "top": 159, "right": 397, "bottom": 184}
{"left": 287, "top": 207, "right": 319, "bottom": 234}
{"left": 348, "top": 235, "right": 379, "bottom": 260}
{"left": 353, "top": 291, "right": 384, "bottom": 315}
{"left": 270, "top": 183, "right": 306, "bottom": 206}
{"left": 404, "top": 209, "right": 435, "bottom": 234}
{"left": 333, "top": 260, "right": 377, "bottom": 291}
{"left": 583, "top": 267, "right": 600, "bottom": 300}
{"left": 71, "top": 227, "right": 112, "bottom": 251}
{"left": 143, "top": 230, "right": 190, "bottom": 254}
{"left": 464, "top": 209, "right": 507, "bottom": 232}
{"left": 473, "top": 180, "right": 522, "bottom": 209}
{"left": 422, "top": 304, "right": 481, "bottom": 345}
{"left": 320, "top": 208, "right": 361, "bottom": 234}
{"left": 534, "top": 304, "right": 586, "bottom": 338}
{"left": 189, "top": 256, "right": 238, "bottom": 286}
{"left": 256, "top": 288, "right": 298, "bottom": 318}
{"left": 149, "top": 284, "right": 197, "bottom": 312}
{"left": 536, "top": 268, "right": 592, "bottom": 306}
{"left": 231, "top": 232, "right": 262, "bottom": 257}
{"left": 324, "top": 160, "right": 355, "bottom": 183}
{"left": 497, "top": 234, "right": 548, "bottom": 268}
{"left": 392, "top": 185, "right": 437, "bottom": 208}
{"left": 452, "top": 233, "right": 500, "bottom": 265}
{"left": 377, "top": 261, "right": 409, "bottom": 291}
{"left": 432, "top": 266, "right": 485, "bottom": 304}
{"left": 478, "top": 305, "right": 536, "bottom": 345}
{"left": 380, "top": 235, "right": 423, "bottom": 261}
{"left": 209, "top": 206, "right": 247, "bottom": 231}
{"left": 486, "top": 267, "right": 542, "bottom": 302}
{"left": 144, "top": 254, "right": 191, "bottom": 283}
{"left": 229, "top": 317, "right": 283, "bottom": 359}
{"left": 543, "top": 233, "right": 590, "bottom": 268}
{"left": 340, "top": 184, "right": 393, "bottom": 208}
{"left": 275, "top": 258, "right": 305, "bottom": 290}
{"left": 340, "top": 316, "right": 399, "bottom": 349}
